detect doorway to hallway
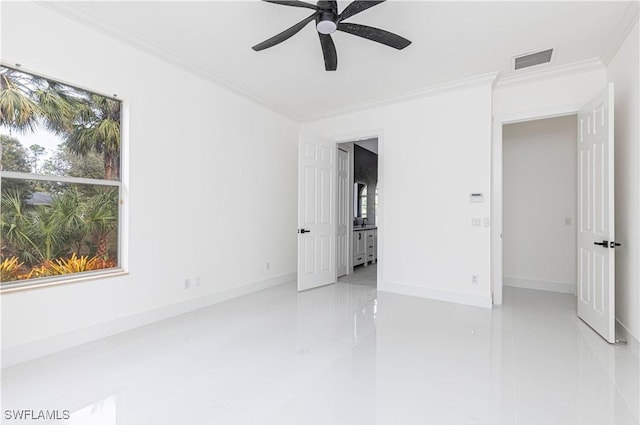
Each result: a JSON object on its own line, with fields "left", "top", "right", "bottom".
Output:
{"left": 336, "top": 138, "right": 379, "bottom": 284}
{"left": 502, "top": 115, "right": 578, "bottom": 296}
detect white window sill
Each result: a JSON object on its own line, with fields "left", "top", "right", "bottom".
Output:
{"left": 1, "top": 269, "right": 128, "bottom": 294}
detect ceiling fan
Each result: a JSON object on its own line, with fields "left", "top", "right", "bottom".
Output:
{"left": 252, "top": 0, "right": 412, "bottom": 71}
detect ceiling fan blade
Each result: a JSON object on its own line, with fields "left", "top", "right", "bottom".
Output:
{"left": 338, "top": 1, "right": 385, "bottom": 22}
{"left": 337, "top": 22, "right": 411, "bottom": 49}
{"left": 262, "top": 0, "right": 320, "bottom": 11}
{"left": 252, "top": 13, "right": 318, "bottom": 51}
{"left": 318, "top": 33, "right": 337, "bottom": 71}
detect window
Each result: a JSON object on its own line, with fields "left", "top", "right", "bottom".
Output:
{"left": 374, "top": 186, "right": 378, "bottom": 223}
{"left": 0, "top": 65, "right": 122, "bottom": 290}
{"left": 360, "top": 185, "right": 367, "bottom": 219}
{"left": 354, "top": 182, "right": 367, "bottom": 219}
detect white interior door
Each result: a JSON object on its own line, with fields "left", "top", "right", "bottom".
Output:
{"left": 298, "top": 134, "right": 337, "bottom": 291}
{"left": 577, "top": 83, "right": 616, "bottom": 343}
{"left": 337, "top": 148, "right": 349, "bottom": 278}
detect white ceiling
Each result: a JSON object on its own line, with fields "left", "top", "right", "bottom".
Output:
{"left": 44, "top": 1, "right": 637, "bottom": 122}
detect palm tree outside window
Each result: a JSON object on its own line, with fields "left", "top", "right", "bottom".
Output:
{"left": 0, "top": 65, "right": 122, "bottom": 289}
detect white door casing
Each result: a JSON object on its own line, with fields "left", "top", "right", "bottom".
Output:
{"left": 337, "top": 148, "right": 349, "bottom": 278}
{"left": 298, "top": 134, "right": 337, "bottom": 291}
{"left": 577, "top": 83, "right": 616, "bottom": 343}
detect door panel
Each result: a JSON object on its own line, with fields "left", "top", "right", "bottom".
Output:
{"left": 577, "top": 83, "right": 615, "bottom": 343}
{"left": 337, "top": 149, "right": 349, "bottom": 277}
{"left": 298, "top": 134, "right": 337, "bottom": 291}
{"left": 320, "top": 167, "right": 331, "bottom": 223}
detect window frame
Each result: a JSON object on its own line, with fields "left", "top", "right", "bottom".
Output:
{"left": 0, "top": 64, "right": 127, "bottom": 293}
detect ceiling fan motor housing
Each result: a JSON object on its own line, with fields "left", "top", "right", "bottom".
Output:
{"left": 316, "top": 11, "right": 337, "bottom": 34}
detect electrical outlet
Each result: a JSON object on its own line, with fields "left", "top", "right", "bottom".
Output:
{"left": 184, "top": 278, "right": 191, "bottom": 289}
{"left": 471, "top": 275, "right": 479, "bottom": 285}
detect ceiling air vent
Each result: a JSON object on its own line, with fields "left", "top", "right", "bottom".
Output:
{"left": 513, "top": 48, "right": 554, "bottom": 70}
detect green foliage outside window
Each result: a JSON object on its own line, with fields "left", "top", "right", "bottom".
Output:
{"left": 0, "top": 66, "right": 121, "bottom": 285}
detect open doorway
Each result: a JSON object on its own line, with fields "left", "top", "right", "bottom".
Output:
{"left": 502, "top": 115, "right": 578, "bottom": 297}
{"left": 336, "top": 138, "right": 379, "bottom": 287}
{"left": 493, "top": 84, "right": 616, "bottom": 343}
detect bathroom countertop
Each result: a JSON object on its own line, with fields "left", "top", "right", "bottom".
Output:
{"left": 353, "top": 226, "right": 377, "bottom": 231}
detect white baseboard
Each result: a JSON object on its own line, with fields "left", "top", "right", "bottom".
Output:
{"left": 379, "top": 281, "right": 492, "bottom": 309}
{"left": 615, "top": 319, "right": 640, "bottom": 351}
{"left": 2, "top": 272, "right": 296, "bottom": 368}
{"left": 504, "top": 277, "right": 576, "bottom": 295}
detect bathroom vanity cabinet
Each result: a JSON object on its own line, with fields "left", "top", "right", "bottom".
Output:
{"left": 353, "top": 227, "right": 377, "bottom": 267}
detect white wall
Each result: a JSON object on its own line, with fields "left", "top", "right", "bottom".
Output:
{"left": 503, "top": 116, "right": 577, "bottom": 294}
{"left": 302, "top": 79, "right": 495, "bottom": 308}
{"left": 607, "top": 19, "right": 640, "bottom": 341}
{"left": 1, "top": 2, "right": 299, "bottom": 365}
{"left": 493, "top": 65, "right": 607, "bottom": 119}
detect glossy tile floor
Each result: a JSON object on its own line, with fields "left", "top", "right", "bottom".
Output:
{"left": 2, "top": 267, "right": 639, "bottom": 425}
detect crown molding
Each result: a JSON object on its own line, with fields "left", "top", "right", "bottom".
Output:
{"left": 35, "top": 2, "right": 304, "bottom": 122}
{"left": 301, "top": 71, "right": 499, "bottom": 123}
{"left": 494, "top": 58, "right": 605, "bottom": 90}
{"left": 603, "top": 1, "right": 640, "bottom": 66}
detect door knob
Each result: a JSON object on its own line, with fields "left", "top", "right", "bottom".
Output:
{"left": 298, "top": 229, "right": 310, "bottom": 234}
{"left": 610, "top": 241, "right": 621, "bottom": 248}
{"left": 594, "top": 240, "right": 608, "bottom": 247}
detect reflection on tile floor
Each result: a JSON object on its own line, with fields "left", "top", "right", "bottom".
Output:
{"left": 338, "top": 263, "right": 377, "bottom": 286}
{"left": 2, "top": 267, "right": 639, "bottom": 424}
